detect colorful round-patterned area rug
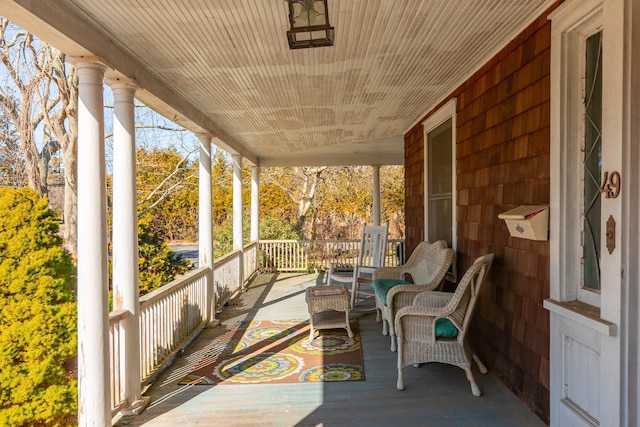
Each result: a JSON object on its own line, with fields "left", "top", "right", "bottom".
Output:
{"left": 179, "top": 319, "right": 364, "bottom": 385}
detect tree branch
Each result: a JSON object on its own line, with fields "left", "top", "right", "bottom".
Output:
{"left": 137, "top": 173, "right": 196, "bottom": 218}
{"left": 137, "top": 148, "right": 197, "bottom": 207}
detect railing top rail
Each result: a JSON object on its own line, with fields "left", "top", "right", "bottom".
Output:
{"left": 108, "top": 309, "right": 132, "bottom": 324}
{"left": 214, "top": 248, "right": 242, "bottom": 266}
{"left": 140, "top": 266, "right": 210, "bottom": 307}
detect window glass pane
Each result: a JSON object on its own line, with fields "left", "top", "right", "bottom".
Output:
{"left": 428, "top": 121, "right": 452, "bottom": 196}
{"left": 427, "top": 118, "right": 453, "bottom": 247}
{"left": 428, "top": 198, "right": 453, "bottom": 245}
{"left": 582, "top": 31, "right": 602, "bottom": 291}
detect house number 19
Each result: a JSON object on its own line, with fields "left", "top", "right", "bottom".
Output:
{"left": 600, "top": 171, "right": 621, "bottom": 199}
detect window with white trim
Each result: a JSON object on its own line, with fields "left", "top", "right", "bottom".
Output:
{"left": 423, "top": 98, "right": 457, "bottom": 253}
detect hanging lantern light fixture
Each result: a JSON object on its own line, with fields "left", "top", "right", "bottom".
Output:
{"left": 286, "top": 0, "right": 335, "bottom": 49}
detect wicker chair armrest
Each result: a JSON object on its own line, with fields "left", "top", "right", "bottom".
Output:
{"left": 386, "top": 282, "right": 441, "bottom": 312}
{"left": 413, "top": 290, "right": 452, "bottom": 306}
{"left": 372, "top": 266, "right": 406, "bottom": 280}
{"left": 407, "top": 291, "right": 454, "bottom": 316}
{"left": 386, "top": 287, "right": 422, "bottom": 313}
{"left": 395, "top": 303, "right": 442, "bottom": 320}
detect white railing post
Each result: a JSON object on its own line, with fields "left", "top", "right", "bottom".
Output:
{"left": 72, "top": 58, "right": 110, "bottom": 426}
{"left": 372, "top": 165, "right": 381, "bottom": 226}
{"left": 197, "top": 134, "right": 215, "bottom": 322}
{"left": 232, "top": 154, "right": 244, "bottom": 285}
{"left": 108, "top": 79, "right": 149, "bottom": 415}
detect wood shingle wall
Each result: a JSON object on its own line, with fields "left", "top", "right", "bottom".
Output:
{"left": 403, "top": 3, "right": 562, "bottom": 422}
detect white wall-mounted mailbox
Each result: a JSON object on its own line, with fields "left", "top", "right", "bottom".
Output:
{"left": 498, "top": 205, "right": 549, "bottom": 241}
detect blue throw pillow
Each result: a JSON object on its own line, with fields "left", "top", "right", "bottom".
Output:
{"left": 372, "top": 279, "right": 411, "bottom": 306}
{"left": 435, "top": 318, "right": 458, "bottom": 338}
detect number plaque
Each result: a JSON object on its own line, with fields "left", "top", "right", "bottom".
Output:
{"left": 600, "top": 171, "right": 621, "bottom": 199}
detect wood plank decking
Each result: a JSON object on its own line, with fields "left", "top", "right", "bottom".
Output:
{"left": 115, "top": 273, "right": 546, "bottom": 427}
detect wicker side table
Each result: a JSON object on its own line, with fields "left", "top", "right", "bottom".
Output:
{"left": 305, "top": 284, "right": 353, "bottom": 341}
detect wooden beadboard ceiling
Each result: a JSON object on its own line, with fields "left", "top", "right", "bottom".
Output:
{"left": 2, "top": 0, "right": 553, "bottom": 166}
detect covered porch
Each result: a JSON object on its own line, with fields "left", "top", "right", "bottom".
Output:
{"left": 116, "top": 272, "right": 545, "bottom": 427}
{"left": 6, "top": 0, "right": 640, "bottom": 425}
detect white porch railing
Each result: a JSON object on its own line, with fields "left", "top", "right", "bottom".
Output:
{"left": 138, "top": 266, "right": 210, "bottom": 383}
{"left": 109, "top": 266, "right": 210, "bottom": 415}
{"left": 259, "top": 239, "right": 405, "bottom": 272}
{"left": 243, "top": 241, "right": 259, "bottom": 283}
{"left": 109, "top": 241, "right": 259, "bottom": 414}
{"left": 108, "top": 238, "right": 402, "bottom": 415}
{"left": 108, "top": 309, "right": 130, "bottom": 415}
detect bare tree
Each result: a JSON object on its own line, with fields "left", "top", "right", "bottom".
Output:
{"left": 0, "top": 119, "right": 25, "bottom": 187}
{"left": 0, "top": 19, "right": 79, "bottom": 256}
{"left": 0, "top": 20, "right": 46, "bottom": 194}
{"left": 39, "top": 50, "right": 78, "bottom": 256}
{"left": 264, "top": 166, "right": 328, "bottom": 237}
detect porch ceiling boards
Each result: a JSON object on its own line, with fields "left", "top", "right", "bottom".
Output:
{"left": 2, "top": 0, "right": 553, "bottom": 167}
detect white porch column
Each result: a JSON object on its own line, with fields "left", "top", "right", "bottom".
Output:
{"left": 232, "top": 154, "right": 244, "bottom": 285}
{"left": 232, "top": 154, "right": 244, "bottom": 250}
{"left": 73, "top": 58, "right": 110, "bottom": 426}
{"left": 197, "top": 134, "right": 215, "bottom": 321}
{"left": 372, "top": 164, "right": 381, "bottom": 226}
{"left": 108, "top": 80, "right": 148, "bottom": 415}
{"left": 250, "top": 165, "right": 260, "bottom": 242}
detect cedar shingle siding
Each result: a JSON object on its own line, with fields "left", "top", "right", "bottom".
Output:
{"left": 403, "top": 5, "right": 560, "bottom": 422}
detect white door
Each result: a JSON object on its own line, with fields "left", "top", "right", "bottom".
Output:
{"left": 545, "top": 0, "right": 633, "bottom": 425}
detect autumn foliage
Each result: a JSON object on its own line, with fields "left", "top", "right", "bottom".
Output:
{"left": 0, "top": 187, "right": 77, "bottom": 425}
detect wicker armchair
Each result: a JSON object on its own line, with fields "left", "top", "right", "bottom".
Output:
{"left": 372, "top": 240, "right": 454, "bottom": 351}
{"left": 395, "top": 253, "right": 494, "bottom": 397}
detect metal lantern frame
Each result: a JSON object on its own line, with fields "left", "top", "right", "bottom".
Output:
{"left": 286, "top": 0, "right": 335, "bottom": 49}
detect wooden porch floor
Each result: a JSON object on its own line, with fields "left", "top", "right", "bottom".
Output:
{"left": 115, "top": 273, "right": 546, "bottom": 427}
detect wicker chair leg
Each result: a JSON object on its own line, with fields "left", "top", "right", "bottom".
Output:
{"left": 472, "top": 353, "right": 488, "bottom": 374}
{"left": 382, "top": 319, "right": 389, "bottom": 336}
{"left": 465, "top": 368, "right": 481, "bottom": 397}
{"left": 376, "top": 309, "right": 381, "bottom": 322}
{"left": 397, "top": 368, "right": 405, "bottom": 390}
{"left": 390, "top": 334, "right": 397, "bottom": 352}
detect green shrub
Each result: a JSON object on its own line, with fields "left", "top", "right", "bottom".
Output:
{"left": 137, "top": 223, "right": 192, "bottom": 296}
{"left": 213, "top": 216, "right": 301, "bottom": 258}
{"left": 260, "top": 216, "right": 301, "bottom": 240}
{"left": 0, "top": 187, "right": 77, "bottom": 426}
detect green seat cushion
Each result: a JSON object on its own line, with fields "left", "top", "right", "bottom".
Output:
{"left": 435, "top": 318, "right": 459, "bottom": 338}
{"left": 372, "top": 279, "right": 411, "bottom": 306}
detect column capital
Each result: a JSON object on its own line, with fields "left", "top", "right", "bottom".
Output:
{"left": 196, "top": 133, "right": 213, "bottom": 145}
{"left": 67, "top": 56, "right": 106, "bottom": 70}
{"left": 106, "top": 78, "right": 138, "bottom": 93}
{"left": 231, "top": 153, "right": 243, "bottom": 166}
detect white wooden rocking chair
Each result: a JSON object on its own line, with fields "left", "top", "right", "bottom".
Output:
{"left": 327, "top": 223, "right": 388, "bottom": 311}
